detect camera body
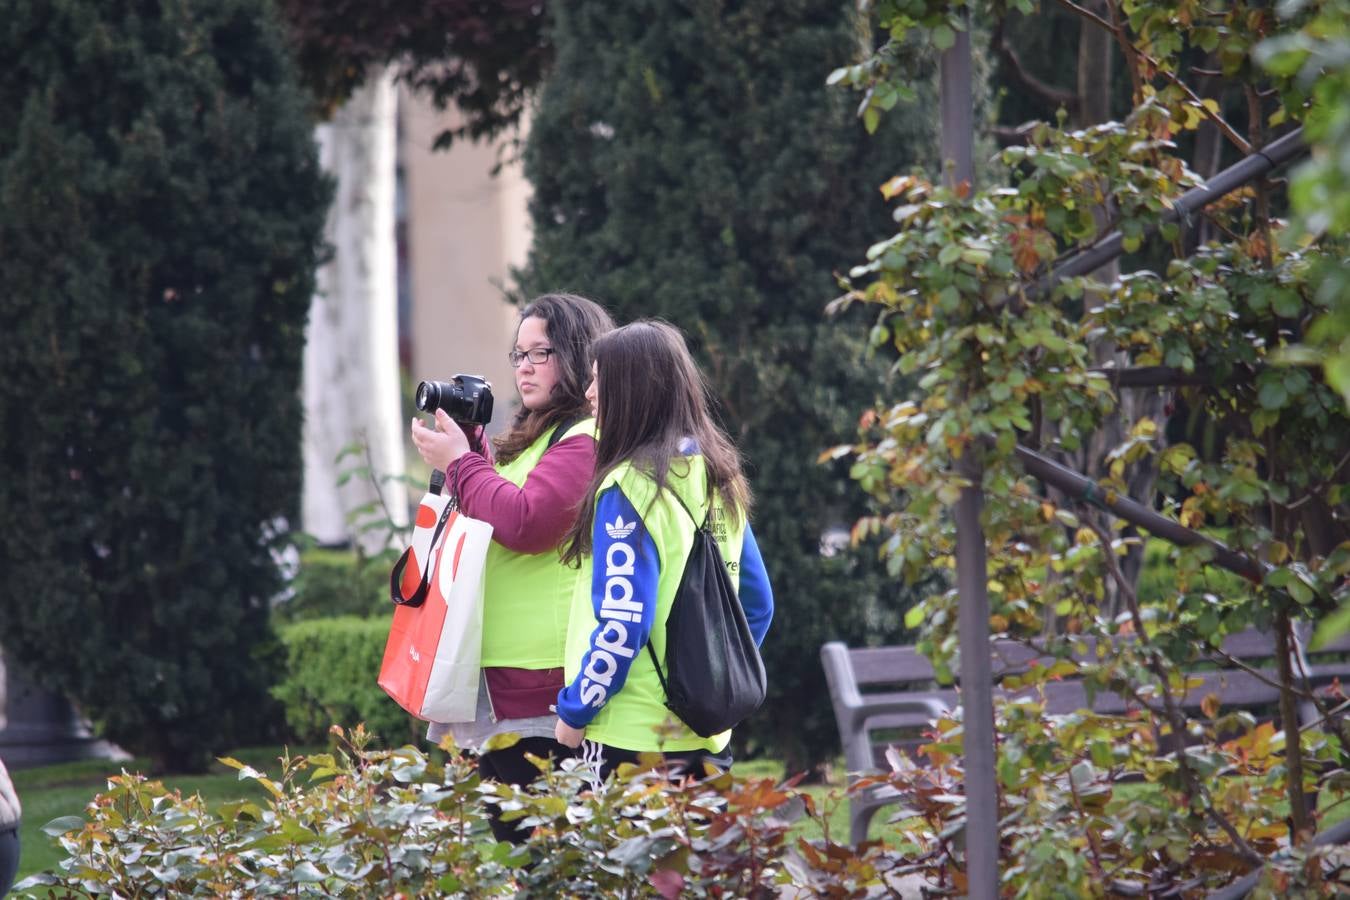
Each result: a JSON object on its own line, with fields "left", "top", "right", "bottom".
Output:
{"left": 415, "top": 375, "right": 494, "bottom": 426}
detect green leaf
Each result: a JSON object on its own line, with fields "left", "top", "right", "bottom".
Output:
{"left": 1313, "top": 603, "right": 1350, "bottom": 650}
{"left": 937, "top": 285, "right": 961, "bottom": 312}
{"left": 1257, "top": 380, "right": 1288, "bottom": 410}
{"left": 483, "top": 732, "right": 523, "bottom": 753}
{"left": 1326, "top": 353, "right": 1350, "bottom": 406}
{"left": 932, "top": 24, "right": 956, "bottom": 50}
{"left": 41, "top": 816, "right": 86, "bottom": 837}
{"left": 1271, "top": 289, "right": 1303, "bottom": 318}
{"left": 292, "top": 862, "right": 326, "bottom": 883}
{"left": 1265, "top": 568, "right": 1292, "bottom": 589}
{"left": 904, "top": 605, "right": 926, "bottom": 629}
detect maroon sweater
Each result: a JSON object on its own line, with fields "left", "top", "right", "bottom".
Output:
{"left": 450, "top": 429, "right": 596, "bottom": 719}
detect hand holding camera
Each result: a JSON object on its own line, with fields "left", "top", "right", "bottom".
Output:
{"left": 410, "top": 374, "right": 494, "bottom": 472}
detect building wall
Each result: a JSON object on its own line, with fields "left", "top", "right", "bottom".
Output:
{"left": 400, "top": 88, "right": 530, "bottom": 440}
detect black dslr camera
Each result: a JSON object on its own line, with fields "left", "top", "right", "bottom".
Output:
{"left": 415, "top": 375, "right": 494, "bottom": 426}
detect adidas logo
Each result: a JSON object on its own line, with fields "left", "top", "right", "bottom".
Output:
{"left": 605, "top": 515, "right": 636, "bottom": 539}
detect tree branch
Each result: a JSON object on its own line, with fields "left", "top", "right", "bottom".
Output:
{"left": 992, "top": 21, "right": 1080, "bottom": 114}
{"left": 1083, "top": 514, "right": 1264, "bottom": 864}
{"left": 1050, "top": 0, "right": 1252, "bottom": 153}
{"left": 1089, "top": 365, "right": 1248, "bottom": 389}
{"left": 991, "top": 122, "right": 1041, "bottom": 147}
{"left": 1274, "top": 611, "right": 1312, "bottom": 837}
{"left": 1204, "top": 648, "right": 1319, "bottom": 703}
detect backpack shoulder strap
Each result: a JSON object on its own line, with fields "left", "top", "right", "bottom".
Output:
{"left": 646, "top": 481, "right": 715, "bottom": 690}
{"left": 664, "top": 483, "right": 711, "bottom": 530}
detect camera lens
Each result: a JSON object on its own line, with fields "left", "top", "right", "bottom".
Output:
{"left": 415, "top": 381, "right": 437, "bottom": 412}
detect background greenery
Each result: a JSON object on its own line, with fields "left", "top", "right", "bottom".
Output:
{"left": 515, "top": 0, "right": 940, "bottom": 775}
{"left": 0, "top": 0, "right": 330, "bottom": 773}
{"left": 3, "top": 0, "right": 1348, "bottom": 891}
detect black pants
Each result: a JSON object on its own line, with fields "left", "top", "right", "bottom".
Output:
{"left": 0, "top": 828, "right": 19, "bottom": 898}
{"left": 593, "top": 744, "right": 733, "bottom": 782}
{"left": 477, "top": 736, "right": 569, "bottom": 844}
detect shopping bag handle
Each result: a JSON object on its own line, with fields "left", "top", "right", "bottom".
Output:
{"left": 389, "top": 460, "right": 462, "bottom": 607}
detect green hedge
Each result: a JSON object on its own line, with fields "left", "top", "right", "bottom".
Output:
{"left": 276, "top": 548, "right": 390, "bottom": 623}
{"left": 272, "top": 616, "right": 421, "bottom": 746}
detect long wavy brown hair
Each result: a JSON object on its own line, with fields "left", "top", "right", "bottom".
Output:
{"left": 492, "top": 293, "right": 614, "bottom": 465}
{"left": 561, "top": 320, "right": 750, "bottom": 565}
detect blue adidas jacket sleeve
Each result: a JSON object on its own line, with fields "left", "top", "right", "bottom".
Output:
{"left": 738, "top": 525, "right": 773, "bottom": 646}
{"left": 555, "top": 485, "right": 660, "bottom": 728}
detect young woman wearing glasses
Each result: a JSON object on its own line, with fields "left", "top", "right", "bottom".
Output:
{"left": 410, "top": 292, "right": 613, "bottom": 840}
{"left": 551, "top": 320, "right": 774, "bottom": 779}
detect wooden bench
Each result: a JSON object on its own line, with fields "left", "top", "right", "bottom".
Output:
{"left": 821, "top": 629, "right": 1350, "bottom": 845}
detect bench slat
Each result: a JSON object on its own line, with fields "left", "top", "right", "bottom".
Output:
{"left": 822, "top": 628, "right": 1350, "bottom": 845}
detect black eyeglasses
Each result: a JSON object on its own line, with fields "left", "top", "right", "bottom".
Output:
{"left": 507, "top": 348, "right": 557, "bottom": 367}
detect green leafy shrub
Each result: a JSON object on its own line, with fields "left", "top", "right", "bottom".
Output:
{"left": 17, "top": 720, "right": 1348, "bottom": 896}
{"left": 14, "top": 728, "right": 903, "bottom": 897}
{"left": 272, "top": 617, "right": 419, "bottom": 746}
{"left": 0, "top": 0, "right": 330, "bottom": 772}
{"left": 868, "top": 706, "right": 1350, "bottom": 897}
{"left": 275, "top": 548, "right": 389, "bottom": 624}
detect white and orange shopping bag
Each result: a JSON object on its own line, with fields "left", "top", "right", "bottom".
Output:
{"left": 379, "top": 482, "right": 493, "bottom": 723}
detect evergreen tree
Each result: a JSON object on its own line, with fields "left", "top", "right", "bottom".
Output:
{"left": 0, "top": 0, "right": 330, "bottom": 772}
{"left": 518, "top": 0, "right": 937, "bottom": 772}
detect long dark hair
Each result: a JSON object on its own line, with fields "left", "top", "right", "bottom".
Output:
{"left": 561, "top": 320, "right": 750, "bottom": 565}
{"left": 493, "top": 293, "right": 614, "bottom": 464}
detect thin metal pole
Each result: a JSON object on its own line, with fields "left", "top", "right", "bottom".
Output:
{"left": 1012, "top": 445, "right": 1269, "bottom": 583}
{"left": 941, "top": 22, "right": 1000, "bottom": 896}
{"left": 1027, "top": 128, "right": 1305, "bottom": 301}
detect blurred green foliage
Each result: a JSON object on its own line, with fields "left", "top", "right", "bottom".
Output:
{"left": 0, "top": 0, "right": 330, "bottom": 773}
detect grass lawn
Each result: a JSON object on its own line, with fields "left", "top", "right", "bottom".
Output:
{"left": 9, "top": 747, "right": 885, "bottom": 883}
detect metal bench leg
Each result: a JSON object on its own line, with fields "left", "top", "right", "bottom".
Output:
{"left": 851, "top": 796, "right": 877, "bottom": 846}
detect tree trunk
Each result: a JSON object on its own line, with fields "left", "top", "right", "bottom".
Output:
{"left": 302, "top": 69, "right": 408, "bottom": 553}
{"left": 1070, "top": 1, "right": 1161, "bottom": 619}
{"left": 1075, "top": 2, "right": 1113, "bottom": 130}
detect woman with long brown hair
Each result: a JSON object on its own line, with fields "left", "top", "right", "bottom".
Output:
{"left": 552, "top": 320, "right": 773, "bottom": 777}
{"left": 411, "top": 292, "right": 613, "bottom": 838}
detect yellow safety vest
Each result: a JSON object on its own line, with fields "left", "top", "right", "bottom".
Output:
{"left": 479, "top": 418, "right": 597, "bottom": 668}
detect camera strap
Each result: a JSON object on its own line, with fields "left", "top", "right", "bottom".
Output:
{"left": 545, "top": 415, "right": 581, "bottom": 451}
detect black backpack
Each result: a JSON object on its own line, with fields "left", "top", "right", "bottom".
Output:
{"left": 646, "top": 489, "right": 767, "bottom": 738}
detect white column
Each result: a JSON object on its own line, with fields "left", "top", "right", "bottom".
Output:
{"left": 302, "top": 68, "right": 407, "bottom": 552}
